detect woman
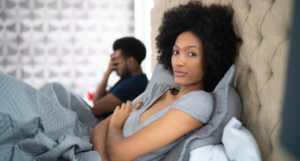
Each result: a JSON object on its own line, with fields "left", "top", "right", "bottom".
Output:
{"left": 91, "top": 2, "right": 240, "bottom": 161}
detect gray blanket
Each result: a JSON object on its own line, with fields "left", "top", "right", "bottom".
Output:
{"left": 0, "top": 73, "right": 102, "bottom": 161}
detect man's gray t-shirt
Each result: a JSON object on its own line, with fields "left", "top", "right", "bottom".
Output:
{"left": 122, "top": 83, "right": 214, "bottom": 161}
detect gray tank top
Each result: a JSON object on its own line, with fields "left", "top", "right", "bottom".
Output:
{"left": 122, "top": 83, "right": 214, "bottom": 161}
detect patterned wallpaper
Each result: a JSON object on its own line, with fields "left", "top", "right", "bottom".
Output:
{"left": 0, "top": 0, "right": 134, "bottom": 97}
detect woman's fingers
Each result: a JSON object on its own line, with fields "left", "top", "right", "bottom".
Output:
{"left": 121, "top": 103, "right": 126, "bottom": 110}
{"left": 114, "top": 106, "right": 120, "bottom": 112}
{"left": 132, "top": 100, "right": 143, "bottom": 112}
{"left": 126, "top": 101, "right": 132, "bottom": 111}
{"left": 117, "top": 100, "right": 141, "bottom": 112}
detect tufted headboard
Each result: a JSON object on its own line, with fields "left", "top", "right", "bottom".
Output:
{"left": 151, "top": 0, "right": 297, "bottom": 160}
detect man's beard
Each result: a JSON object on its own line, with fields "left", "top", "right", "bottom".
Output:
{"left": 119, "top": 65, "right": 131, "bottom": 79}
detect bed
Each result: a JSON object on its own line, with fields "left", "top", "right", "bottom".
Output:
{"left": 0, "top": 0, "right": 296, "bottom": 160}
{"left": 151, "top": 0, "right": 296, "bottom": 160}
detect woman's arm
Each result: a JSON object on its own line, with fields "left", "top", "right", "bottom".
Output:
{"left": 91, "top": 115, "right": 112, "bottom": 161}
{"left": 107, "top": 107, "right": 204, "bottom": 161}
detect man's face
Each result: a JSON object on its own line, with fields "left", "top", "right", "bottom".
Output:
{"left": 114, "top": 50, "right": 131, "bottom": 78}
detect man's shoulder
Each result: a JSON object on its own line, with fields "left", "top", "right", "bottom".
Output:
{"left": 110, "top": 74, "right": 148, "bottom": 102}
{"left": 112, "top": 74, "right": 148, "bottom": 92}
{"left": 121, "top": 74, "right": 148, "bottom": 85}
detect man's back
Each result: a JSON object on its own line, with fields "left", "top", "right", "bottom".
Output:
{"left": 110, "top": 73, "right": 148, "bottom": 103}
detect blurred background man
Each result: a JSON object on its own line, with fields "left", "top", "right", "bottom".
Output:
{"left": 0, "top": 0, "right": 153, "bottom": 101}
{"left": 92, "top": 37, "right": 148, "bottom": 117}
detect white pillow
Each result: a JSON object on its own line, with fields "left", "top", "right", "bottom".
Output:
{"left": 189, "top": 144, "right": 230, "bottom": 161}
{"left": 222, "top": 117, "right": 262, "bottom": 161}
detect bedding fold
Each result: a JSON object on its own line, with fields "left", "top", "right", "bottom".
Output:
{"left": 0, "top": 73, "right": 102, "bottom": 161}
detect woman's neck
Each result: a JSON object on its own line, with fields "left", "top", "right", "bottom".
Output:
{"left": 172, "top": 83, "right": 204, "bottom": 99}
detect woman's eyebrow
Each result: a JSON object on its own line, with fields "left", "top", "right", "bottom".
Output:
{"left": 174, "top": 45, "right": 199, "bottom": 49}
{"left": 187, "top": 46, "right": 198, "bottom": 49}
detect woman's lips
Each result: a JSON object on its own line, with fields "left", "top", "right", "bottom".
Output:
{"left": 174, "top": 71, "right": 186, "bottom": 77}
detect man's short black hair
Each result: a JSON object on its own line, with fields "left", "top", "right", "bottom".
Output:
{"left": 113, "top": 37, "right": 146, "bottom": 64}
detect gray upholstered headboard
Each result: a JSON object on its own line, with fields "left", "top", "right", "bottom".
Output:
{"left": 151, "top": 0, "right": 296, "bottom": 160}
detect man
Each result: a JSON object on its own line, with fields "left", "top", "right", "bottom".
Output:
{"left": 92, "top": 37, "right": 148, "bottom": 117}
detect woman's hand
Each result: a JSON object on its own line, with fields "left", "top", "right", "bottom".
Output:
{"left": 110, "top": 100, "right": 143, "bottom": 129}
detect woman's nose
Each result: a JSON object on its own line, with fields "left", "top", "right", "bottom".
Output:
{"left": 175, "top": 53, "right": 185, "bottom": 66}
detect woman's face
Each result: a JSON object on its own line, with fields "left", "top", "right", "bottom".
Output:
{"left": 171, "top": 31, "right": 204, "bottom": 88}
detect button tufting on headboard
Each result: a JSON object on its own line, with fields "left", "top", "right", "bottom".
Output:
{"left": 269, "top": 69, "right": 273, "bottom": 76}
{"left": 231, "top": 0, "right": 295, "bottom": 160}
{"left": 248, "top": 67, "right": 252, "bottom": 74}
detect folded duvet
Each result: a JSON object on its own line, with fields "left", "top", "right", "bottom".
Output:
{"left": 0, "top": 73, "right": 102, "bottom": 161}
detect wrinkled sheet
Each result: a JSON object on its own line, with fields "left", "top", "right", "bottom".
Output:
{"left": 0, "top": 73, "right": 102, "bottom": 161}
{"left": 189, "top": 144, "right": 230, "bottom": 161}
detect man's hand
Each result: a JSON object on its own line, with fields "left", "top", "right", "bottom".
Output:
{"left": 93, "top": 52, "right": 119, "bottom": 104}
{"left": 106, "top": 52, "right": 120, "bottom": 75}
{"left": 110, "top": 100, "right": 143, "bottom": 129}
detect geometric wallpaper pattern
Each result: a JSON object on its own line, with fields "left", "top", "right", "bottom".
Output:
{"left": 0, "top": 0, "right": 134, "bottom": 97}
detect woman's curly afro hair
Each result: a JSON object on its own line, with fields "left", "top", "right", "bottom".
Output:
{"left": 156, "top": 1, "right": 240, "bottom": 92}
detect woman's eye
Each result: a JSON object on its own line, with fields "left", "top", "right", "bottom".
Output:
{"left": 188, "top": 52, "right": 196, "bottom": 56}
{"left": 173, "top": 50, "right": 179, "bottom": 55}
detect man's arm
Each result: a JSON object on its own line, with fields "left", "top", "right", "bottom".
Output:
{"left": 92, "top": 52, "right": 124, "bottom": 117}
{"left": 92, "top": 93, "right": 123, "bottom": 117}
{"left": 93, "top": 72, "right": 110, "bottom": 104}
{"left": 93, "top": 53, "right": 118, "bottom": 104}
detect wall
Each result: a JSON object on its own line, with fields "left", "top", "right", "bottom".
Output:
{"left": 134, "top": 0, "right": 153, "bottom": 79}
{"left": 0, "top": 0, "right": 134, "bottom": 97}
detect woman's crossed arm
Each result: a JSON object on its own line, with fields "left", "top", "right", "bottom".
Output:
{"left": 106, "top": 101, "right": 204, "bottom": 161}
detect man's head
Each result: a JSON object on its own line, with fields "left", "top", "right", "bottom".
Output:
{"left": 112, "top": 37, "right": 146, "bottom": 77}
